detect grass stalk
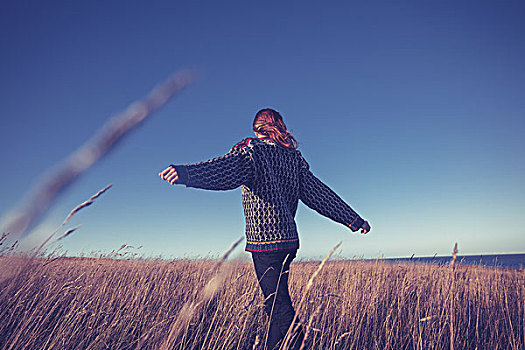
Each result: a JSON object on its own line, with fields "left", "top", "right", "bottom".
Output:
{"left": 281, "top": 241, "right": 342, "bottom": 349}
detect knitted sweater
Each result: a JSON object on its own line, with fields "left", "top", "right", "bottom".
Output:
{"left": 171, "top": 137, "right": 364, "bottom": 252}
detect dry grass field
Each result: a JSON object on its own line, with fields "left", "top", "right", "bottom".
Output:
{"left": 0, "top": 254, "right": 524, "bottom": 349}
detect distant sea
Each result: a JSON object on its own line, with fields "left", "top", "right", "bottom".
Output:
{"left": 382, "top": 253, "right": 525, "bottom": 270}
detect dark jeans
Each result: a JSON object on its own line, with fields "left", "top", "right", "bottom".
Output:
{"left": 251, "top": 249, "right": 305, "bottom": 350}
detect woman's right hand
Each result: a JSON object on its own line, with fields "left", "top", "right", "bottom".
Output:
{"left": 159, "top": 166, "right": 179, "bottom": 185}
{"left": 360, "top": 221, "right": 371, "bottom": 234}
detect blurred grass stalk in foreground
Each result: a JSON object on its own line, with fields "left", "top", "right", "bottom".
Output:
{"left": 0, "top": 69, "right": 195, "bottom": 242}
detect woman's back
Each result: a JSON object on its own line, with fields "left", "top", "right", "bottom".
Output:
{"left": 239, "top": 137, "right": 304, "bottom": 252}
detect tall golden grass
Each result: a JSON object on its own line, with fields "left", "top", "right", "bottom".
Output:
{"left": 1, "top": 252, "right": 523, "bottom": 349}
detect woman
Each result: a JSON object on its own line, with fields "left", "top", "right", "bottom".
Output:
{"left": 158, "top": 108, "right": 370, "bottom": 350}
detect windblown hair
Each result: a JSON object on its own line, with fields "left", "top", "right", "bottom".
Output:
{"left": 253, "top": 108, "right": 298, "bottom": 149}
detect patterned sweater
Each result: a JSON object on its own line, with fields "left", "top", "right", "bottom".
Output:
{"left": 171, "top": 137, "right": 364, "bottom": 252}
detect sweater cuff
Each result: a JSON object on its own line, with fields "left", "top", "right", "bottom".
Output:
{"left": 349, "top": 216, "right": 364, "bottom": 232}
{"left": 169, "top": 164, "right": 190, "bottom": 185}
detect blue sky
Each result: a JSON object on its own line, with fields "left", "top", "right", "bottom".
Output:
{"left": 1, "top": 1, "right": 524, "bottom": 259}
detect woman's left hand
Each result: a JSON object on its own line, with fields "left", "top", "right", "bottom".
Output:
{"left": 159, "top": 166, "right": 179, "bottom": 185}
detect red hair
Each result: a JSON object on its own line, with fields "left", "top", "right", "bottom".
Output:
{"left": 253, "top": 108, "right": 298, "bottom": 149}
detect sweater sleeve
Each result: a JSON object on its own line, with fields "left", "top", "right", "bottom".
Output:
{"left": 170, "top": 141, "right": 254, "bottom": 191}
{"left": 298, "top": 155, "right": 364, "bottom": 231}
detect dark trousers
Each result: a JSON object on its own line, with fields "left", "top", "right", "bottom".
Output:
{"left": 251, "top": 249, "right": 305, "bottom": 350}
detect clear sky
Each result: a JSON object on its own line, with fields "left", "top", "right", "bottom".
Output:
{"left": 1, "top": 1, "right": 524, "bottom": 259}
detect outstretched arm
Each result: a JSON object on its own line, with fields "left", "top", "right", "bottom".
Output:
{"left": 299, "top": 157, "right": 370, "bottom": 234}
{"left": 159, "top": 145, "right": 254, "bottom": 191}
